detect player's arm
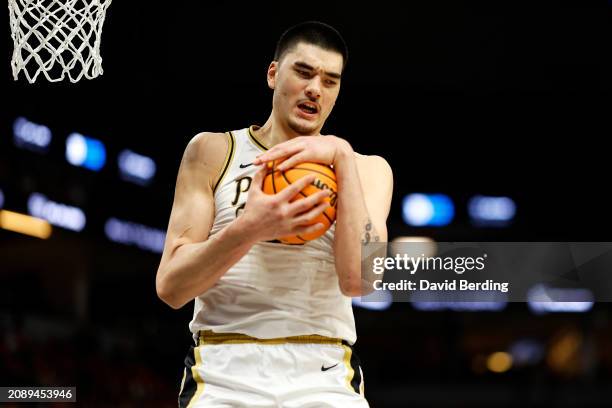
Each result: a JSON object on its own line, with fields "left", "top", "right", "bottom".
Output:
{"left": 332, "top": 147, "right": 393, "bottom": 296}
{"left": 155, "top": 132, "right": 255, "bottom": 309}
{"left": 156, "top": 133, "right": 330, "bottom": 309}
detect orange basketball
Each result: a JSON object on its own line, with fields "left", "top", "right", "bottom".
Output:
{"left": 263, "top": 160, "right": 337, "bottom": 244}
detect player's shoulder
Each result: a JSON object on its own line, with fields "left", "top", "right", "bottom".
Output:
{"left": 181, "top": 132, "right": 231, "bottom": 186}
{"left": 354, "top": 152, "right": 393, "bottom": 178}
{"left": 185, "top": 131, "right": 229, "bottom": 160}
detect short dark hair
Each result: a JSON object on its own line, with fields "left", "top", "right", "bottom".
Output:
{"left": 274, "top": 21, "right": 348, "bottom": 70}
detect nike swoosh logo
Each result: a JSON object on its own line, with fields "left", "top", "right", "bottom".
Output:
{"left": 321, "top": 363, "right": 339, "bottom": 372}
{"left": 239, "top": 163, "right": 253, "bottom": 168}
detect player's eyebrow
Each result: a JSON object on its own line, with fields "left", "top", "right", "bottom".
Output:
{"left": 293, "top": 61, "right": 341, "bottom": 79}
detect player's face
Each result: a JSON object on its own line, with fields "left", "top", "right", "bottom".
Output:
{"left": 268, "top": 42, "right": 343, "bottom": 135}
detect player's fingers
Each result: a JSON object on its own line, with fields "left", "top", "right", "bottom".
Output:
{"left": 254, "top": 143, "right": 301, "bottom": 165}
{"left": 276, "top": 153, "right": 308, "bottom": 171}
{"left": 294, "top": 201, "right": 330, "bottom": 225}
{"left": 248, "top": 165, "right": 266, "bottom": 194}
{"left": 277, "top": 174, "right": 316, "bottom": 201}
{"left": 293, "top": 222, "right": 326, "bottom": 236}
{"left": 287, "top": 190, "right": 330, "bottom": 215}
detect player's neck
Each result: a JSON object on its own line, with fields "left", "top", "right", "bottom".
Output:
{"left": 255, "top": 116, "right": 318, "bottom": 148}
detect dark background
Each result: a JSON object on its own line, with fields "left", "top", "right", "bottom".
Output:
{"left": 1, "top": 1, "right": 611, "bottom": 407}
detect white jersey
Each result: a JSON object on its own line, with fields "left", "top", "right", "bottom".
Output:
{"left": 188, "top": 126, "right": 357, "bottom": 344}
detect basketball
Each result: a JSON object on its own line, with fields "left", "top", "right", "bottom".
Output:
{"left": 263, "top": 160, "right": 337, "bottom": 244}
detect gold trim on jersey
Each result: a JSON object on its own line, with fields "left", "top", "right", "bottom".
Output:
{"left": 177, "top": 368, "right": 186, "bottom": 406}
{"left": 248, "top": 125, "right": 269, "bottom": 151}
{"left": 198, "top": 330, "right": 342, "bottom": 346}
{"left": 212, "top": 131, "right": 236, "bottom": 194}
{"left": 342, "top": 344, "right": 356, "bottom": 392}
{"left": 187, "top": 346, "right": 205, "bottom": 408}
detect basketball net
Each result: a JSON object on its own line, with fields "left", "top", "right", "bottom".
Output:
{"left": 8, "top": 0, "right": 113, "bottom": 83}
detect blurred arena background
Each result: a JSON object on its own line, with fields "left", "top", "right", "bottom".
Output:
{"left": 2, "top": 1, "right": 612, "bottom": 406}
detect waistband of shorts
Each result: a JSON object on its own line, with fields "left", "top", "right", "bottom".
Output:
{"left": 197, "top": 330, "right": 347, "bottom": 346}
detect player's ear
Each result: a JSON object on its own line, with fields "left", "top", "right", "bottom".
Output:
{"left": 267, "top": 61, "right": 278, "bottom": 90}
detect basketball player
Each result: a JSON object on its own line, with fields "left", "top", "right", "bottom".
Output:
{"left": 156, "top": 21, "right": 393, "bottom": 407}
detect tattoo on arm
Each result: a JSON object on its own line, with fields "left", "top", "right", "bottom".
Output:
{"left": 361, "top": 219, "right": 380, "bottom": 244}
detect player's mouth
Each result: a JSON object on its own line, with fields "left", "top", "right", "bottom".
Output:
{"left": 296, "top": 101, "right": 320, "bottom": 119}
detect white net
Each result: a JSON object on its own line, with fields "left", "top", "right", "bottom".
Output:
{"left": 8, "top": 0, "right": 113, "bottom": 83}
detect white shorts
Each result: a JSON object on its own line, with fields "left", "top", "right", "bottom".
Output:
{"left": 178, "top": 331, "right": 369, "bottom": 408}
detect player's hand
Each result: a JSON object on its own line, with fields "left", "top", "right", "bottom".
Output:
{"left": 252, "top": 135, "right": 352, "bottom": 171}
{"left": 238, "top": 166, "right": 331, "bottom": 242}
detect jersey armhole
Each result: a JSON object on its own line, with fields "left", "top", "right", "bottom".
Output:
{"left": 212, "top": 131, "right": 236, "bottom": 194}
